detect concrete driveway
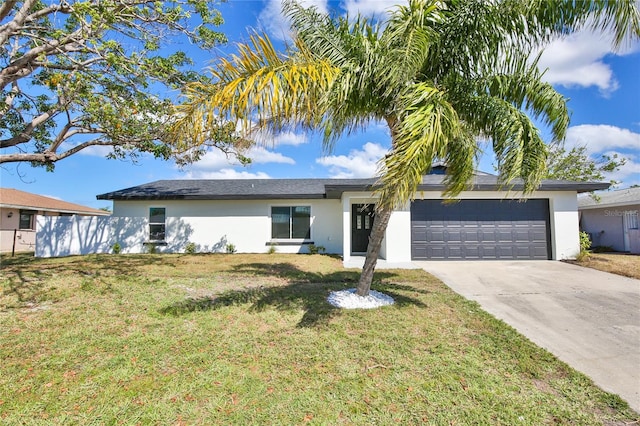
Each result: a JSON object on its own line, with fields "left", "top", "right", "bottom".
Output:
{"left": 415, "top": 260, "right": 640, "bottom": 413}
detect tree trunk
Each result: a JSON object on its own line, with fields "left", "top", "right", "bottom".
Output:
{"left": 355, "top": 203, "right": 394, "bottom": 296}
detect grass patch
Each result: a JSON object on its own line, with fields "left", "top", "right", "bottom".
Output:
{"left": 1, "top": 253, "right": 638, "bottom": 424}
{"left": 569, "top": 253, "right": 640, "bottom": 280}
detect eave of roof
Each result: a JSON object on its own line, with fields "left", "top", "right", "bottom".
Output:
{"left": 578, "top": 186, "right": 640, "bottom": 209}
{"left": 97, "top": 177, "right": 609, "bottom": 201}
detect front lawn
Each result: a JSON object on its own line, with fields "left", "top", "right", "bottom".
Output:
{"left": 1, "top": 253, "right": 637, "bottom": 425}
{"left": 570, "top": 253, "right": 640, "bottom": 280}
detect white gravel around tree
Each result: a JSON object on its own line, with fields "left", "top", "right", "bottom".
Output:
{"left": 327, "top": 289, "right": 394, "bottom": 309}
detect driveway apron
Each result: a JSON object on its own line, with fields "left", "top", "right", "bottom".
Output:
{"left": 415, "top": 260, "right": 640, "bottom": 413}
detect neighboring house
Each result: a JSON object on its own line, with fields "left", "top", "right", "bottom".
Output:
{"left": 0, "top": 188, "right": 110, "bottom": 253}
{"left": 92, "top": 173, "right": 606, "bottom": 263}
{"left": 578, "top": 187, "right": 640, "bottom": 254}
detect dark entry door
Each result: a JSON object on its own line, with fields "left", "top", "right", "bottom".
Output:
{"left": 352, "top": 204, "right": 375, "bottom": 253}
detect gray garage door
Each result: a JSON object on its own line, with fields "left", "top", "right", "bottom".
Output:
{"left": 411, "top": 199, "right": 551, "bottom": 260}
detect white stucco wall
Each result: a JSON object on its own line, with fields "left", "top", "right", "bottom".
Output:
{"left": 340, "top": 190, "right": 581, "bottom": 262}
{"left": 579, "top": 203, "right": 640, "bottom": 252}
{"left": 112, "top": 199, "right": 343, "bottom": 254}
{"left": 32, "top": 189, "right": 582, "bottom": 259}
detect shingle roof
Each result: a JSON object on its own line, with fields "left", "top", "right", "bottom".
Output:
{"left": 0, "top": 188, "right": 110, "bottom": 215}
{"left": 96, "top": 177, "right": 608, "bottom": 201}
{"left": 578, "top": 186, "right": 640, "bottom": 209}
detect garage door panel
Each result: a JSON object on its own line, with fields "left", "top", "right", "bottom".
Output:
{"left": 447, "top": 246, "right": 463, "bottom": 259}
{"left": 411, "top": 199, "right": 551, "bottom": 260}
{"left": 463, "top": 245, "right": 481, "bottom": 259}
{"left": 464, "top": 231, "right": 480, "bottom": 242}
{"left": 447, "top": 230, "right": 462, "bottom": 242}
{"left": 428, "top": 230, "right": 445, "bottom": 242}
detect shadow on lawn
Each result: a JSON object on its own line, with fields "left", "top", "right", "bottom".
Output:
{"left": 1, "top": 254, "right": 174, "bottom": 307}
{"left": 159, "top": 262, "right": 429, "bottom": 327}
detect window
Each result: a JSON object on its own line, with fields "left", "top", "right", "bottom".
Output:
{"left": 625, "top": 210, "right": 638, "bottom": 230}
{"left": 271, "top": 206, "right": 310, "bottom": 239}
{"left": 149, "top": 207, "right": 166, "bottom": 241}
{"left": 19, "top": 210, "right": 36, "bottom": 230}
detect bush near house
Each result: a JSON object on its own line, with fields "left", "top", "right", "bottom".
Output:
{"left": 1, "top": 253, "right": 637, "bottom": 424}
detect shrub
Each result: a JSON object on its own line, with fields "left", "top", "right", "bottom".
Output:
{"left": 225, "top": 243, "right": 237, "bottom": 254}
{"left": 185, "top": 242, "right": 197, "bottom": 254}
{"left": 307, "top": 244, "right": 326, "bottom": 255}
{"left": 145, "top": 244, "right": 158, "bottom": 254}
{"left": 112, "top": 242, "right": 121, "bottom": 254}
{"left": 577, "top": 231, "right": 591, "bottom": 261}
{"left": 267, "top": 243, "right": 278, "bottom": 254}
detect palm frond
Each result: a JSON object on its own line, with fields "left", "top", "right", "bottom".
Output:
{"left": 482, "top": 60, "right": 570, "bottom": 142}
{"left": 379, "top": 0, "right": 442, "bottom": 101}
{"left": 524, "top": 0, "right": 640, "bottom": 49}
{"left": 464, "top": 92, "right": 548, "bottom": 193}
{"left": 170, "top": 33, "right": 339, "bottom": 151}
{"left": 377, "top": 82, "right": 462, "bottom": 209}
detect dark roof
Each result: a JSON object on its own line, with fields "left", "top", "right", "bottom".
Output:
{"left": 97, "top": 177, "right": 609, "bottom": 201}
{"left": 578, "top": 186, "right": 640, "bottom": 209}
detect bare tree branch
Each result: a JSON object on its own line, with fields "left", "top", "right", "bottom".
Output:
{"left": 0, "top": 0, "right": 37, "bottom": 46}
{"left": 0, "top": 0, "right": 19, "bottom": 23}
{"left": 0, "top": 139, "right": 118, "bottom": 164}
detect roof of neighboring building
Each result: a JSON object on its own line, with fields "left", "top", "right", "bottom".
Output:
{"left": 0, "top": 188, "right": 110, "bottom": 215}
{"left": 578, "top": 186, "right": 640, "bottom": 209}
{"left": 96, "top": 176, "right": 609, "bottom": 201}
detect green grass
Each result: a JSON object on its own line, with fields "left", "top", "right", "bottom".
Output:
{"left": 1, "top": 253, "right": 637, "bottom": 425}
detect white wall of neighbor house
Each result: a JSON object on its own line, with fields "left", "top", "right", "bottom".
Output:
{"left": 112, "top": 198, "right": 344, "bottom": 254}
{"left": 1, "top": 207, "right": 63, "bottom": 253}
{"left": 579, "top": 203, "right": 640, "bottom": 252}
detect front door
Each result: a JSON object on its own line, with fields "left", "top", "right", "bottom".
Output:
{"left": 352, "top": 204, "right": 375, "bottom": 253}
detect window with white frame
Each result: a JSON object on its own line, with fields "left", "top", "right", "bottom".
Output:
{"left": 271, "top": 206, "right": 311, "bottom": 239}
{"left": 149, "top": 207, "right": 166, "bottom": 241}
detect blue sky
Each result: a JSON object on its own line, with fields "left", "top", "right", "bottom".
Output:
{"left": 1, "top": 0, "right": 639, "bottom": 210}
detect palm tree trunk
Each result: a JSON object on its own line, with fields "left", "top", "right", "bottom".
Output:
{"left": 355, "top": 203, "right": 393, "bottom": 296}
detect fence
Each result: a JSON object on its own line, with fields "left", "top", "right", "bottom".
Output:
{"left": 0, "top": 229, "right": 36, "bottom": 253}
{"left": 36, "top": 216, "right": 113, "bottom": 257}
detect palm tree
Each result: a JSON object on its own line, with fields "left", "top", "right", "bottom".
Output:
{"left": 171, "top": 0, "right": 639, "bottom": 297}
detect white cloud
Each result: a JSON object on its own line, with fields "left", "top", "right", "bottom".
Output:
{"left": 73, "top": 144, "right": 113, "bottom": 157}
{"left": 188, "top": 148, "right": 242, "bottom": 169}
{"left": 341, "top": 0, "right": 405, "bottom": 18}
{"left": 258, "top": 0, "right": 328, "bottom": 41}
{"left": 246, "top": 146, "right": 296, "bottom": 164}
{"left": 181, "top": 168, "right": 272, "bottom": 180}
{"left": 537, "top": 27, "right": 639, "bottom": 94}
{"left": 272, "top": 131, "right": 308, "bottom": 146}
{"left": 565, "top": 125, "right": 640, "bottom": 153}
{"left": 563, "top": 124, "right": 640, "bottom": 187}
{"left": 316, "top": 142, "right": 388, "bottom": 178}
{"left": 253, "top": 129, "right": 309, "bottom": 146}
{"left": 187, "top": 146, "right": 295, "bottom": 170}
{"left": 181, "top": 146, "right": 293, "bottom": 179}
